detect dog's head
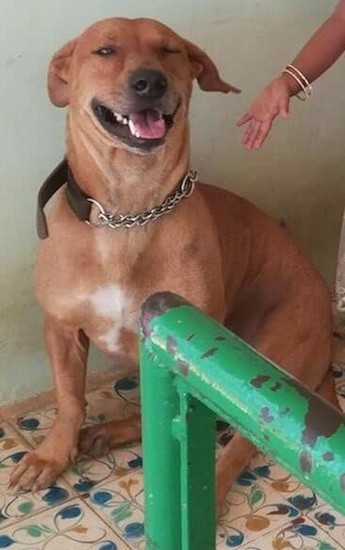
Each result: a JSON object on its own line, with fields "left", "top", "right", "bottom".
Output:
{"left": 48, "top": 18, "right": 239, "bottom": 154}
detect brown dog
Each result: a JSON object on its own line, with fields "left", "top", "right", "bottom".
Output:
{"left": 10, "top": 17, "right": 338, "bottom": 513}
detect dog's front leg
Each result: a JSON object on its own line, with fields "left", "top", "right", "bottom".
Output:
{"left": 10, "top": 315, "right": 89, "bottom": 492}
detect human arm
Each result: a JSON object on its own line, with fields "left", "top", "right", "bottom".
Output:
{"left": 238, "top": 0, "right": 345, "bottom": 150}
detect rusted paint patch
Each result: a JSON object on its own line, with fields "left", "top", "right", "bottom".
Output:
{"left": 215, "top": 336, "right": 226, "bottom": 342}
{"left": 270, "top": 382, "right": 282, "bottom": 392}
{"left": 260, "top": 407, "right": 274, "bottom": 423}
{"left": 284, "top": 377, "right": 311, "bottom": 400}
{"left": 299, "top": 450, "right": 313, "bottom": 473}
{"left": 284, "top": 377, "right": 344, "bottom": 447}
{"left": 186, "top": 333, "right": 195, "bottom": 341}
{"left": 302, "top": 396, "right": 343, "bottom": 447}
{"left": 201, "top": 347, "right": 218, "bottom": 359}
{"left": 178, "top": 358, "right": 190, "bottom": 376}
{"left": 140, "top": 309, "right": 155, "bottom": 338}
{"left": 250, "top": 375, "right": 270, "bottom": 388}
{"left": 323, "top": 452, "right": 334, "bottom": 462}
{"left": 140, "top": 292, "right": 188, "bottom": 337}
{"left": 166, "top": 335, "right": 178, "bottom": 356}
{"left": 340, "top": 474, "right": 345, "bottom": 492}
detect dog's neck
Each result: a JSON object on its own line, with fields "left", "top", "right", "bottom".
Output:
{"left": 66, "top": 114, "right": 190, "bottom": 215}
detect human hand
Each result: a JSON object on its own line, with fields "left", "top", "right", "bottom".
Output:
{"left": 237, "top": 76, "right": 291, "bottom": 150}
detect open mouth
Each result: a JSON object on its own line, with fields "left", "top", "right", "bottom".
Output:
{"left": 92, "top": 100, "right": 180, "bottom": 149}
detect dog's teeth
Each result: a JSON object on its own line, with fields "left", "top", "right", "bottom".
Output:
{"left": 128, "top": 119, "right": 136, "bottom": 136}
{"left": 113, "top": 113, "right": 129, "bottom": 125}
{"left": 128, "top": 119, "right": 142, "bottom": 138}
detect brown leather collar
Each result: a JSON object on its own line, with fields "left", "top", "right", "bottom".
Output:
{"left": 37, "top": 159, "right": 197, "bottom": 239}
{"left": 37, "top": 159, "right": 92, "bottom": 239}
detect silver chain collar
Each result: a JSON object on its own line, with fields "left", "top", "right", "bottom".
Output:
{"left": 85, "top": 170, "right": 198, "bottom": 229}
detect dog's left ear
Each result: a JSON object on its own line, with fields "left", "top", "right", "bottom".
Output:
{"left": 184, "top": 39, "right": 240, "bottom": 94}
{"left": 48, "top": 38, "right": 78, "bottom": 107}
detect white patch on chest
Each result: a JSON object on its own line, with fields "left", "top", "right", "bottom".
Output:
{"left": 89, "top": 285, "right": 136, "bottom": 353}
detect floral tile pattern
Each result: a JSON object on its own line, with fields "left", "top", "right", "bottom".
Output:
{"left": 333, "top": 362, "right": 345, "bottom": 411}
{"left": 249, "top": 451, "right": 325, "bottom": 514}
{"left": 309, "top": 503, "right": 345, "bottom": 547}
{"left": 0, "top": 499, "right": 129, "bottom": 548}
{"left": 0, "top": 423, "right": 72, "bottom": 529}
{"left": 86, "top": 378, "right": 140, "bottom": 425}
{"left": 64, "top": 445, "right": 142, "bottom": 495}
{"left": 10, "top": 407, "right": 58, "bottom": 447}
{"left": 89, "top": 474, "right": 145, "bottom": 549}
{"left": 217, "top": 470, "right": 300, "bottom": 548}
{"left": 10, "top": 377, "right": 140, "bottom": 449}
{"left": 0, "top": 349, "right": 344, "bottom": 549}
{"left": 238, "top": 516, "right": 342, "bottom": 549}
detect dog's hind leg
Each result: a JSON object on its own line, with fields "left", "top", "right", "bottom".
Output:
{"left": 317, "top": 367, "right": 342, "bottom": 410}
{"left": 79, "top": 414, "right": 141, "bottom": 456}
{"left": 216, "top": 296, "right": 333, "bottom": 516}
{"left": 216, "top": 433, "right": 256, "bottom": 517}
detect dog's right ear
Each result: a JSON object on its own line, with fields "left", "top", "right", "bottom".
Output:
{"left": 48, "top": 39, "right": 78, "bottom": 107}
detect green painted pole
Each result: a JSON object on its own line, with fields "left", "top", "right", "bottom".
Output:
{"left": 140, "top": 345, "right": 181, "bottom": 550}
{"left": 140, "top": 292, "right": 345, "bottom": 520}
{"left": 178, "top": 390, "right": 216, "bottom": 549}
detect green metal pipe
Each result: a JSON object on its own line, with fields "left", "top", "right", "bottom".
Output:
{"left": 140, "top": 292, "right": 345, "bottom": 524}
{"left": 178, "top": 391, "right": 216, "bottom": 549}
{"left": 140, "top": 346, "right": 181, "bottom": 550}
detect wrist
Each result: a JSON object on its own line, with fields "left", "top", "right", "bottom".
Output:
{"left": 278, "top": 72, "right": 300, "bottom": 97}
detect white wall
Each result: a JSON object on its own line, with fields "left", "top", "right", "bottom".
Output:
{"left": 2, "top": 0, "right": 344, "bottom": 404}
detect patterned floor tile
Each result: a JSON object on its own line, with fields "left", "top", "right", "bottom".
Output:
{"left": 1, "top": 359, "right": 344, "bottom": 550}
{"left": 11, "top": 376, "right": 140, "bottom": 449}
{"left": 86, "top": 378, "right": 140, "bottom": 425}
{"left": 10, "top": 407, "right": 58, "bottom": 447}
{"left": 9, "top": 378, "right": 142, "bottom": 507}
{"left": 236, "top": 516, "right": 344, "bottom": 549}
{"left": 0, "top": 498, "right": 129, "bottom": 549}
{"left": 309, "top": 503, "right": 345, "bottom": 548}
{"left": 63, "top": 445, "right": 142, "bottom": 495}
{"left": 216, "top": 469, "right": 300, "bottom": 548}
{"left": 0, "top": 423, "right": 72, "bottom": 529}
{"left": 249, "top": 451, "right": 324, "bottom": 514}
{"left": 333, "top": 363, "right": 345, "bottom": 411}
{"left": 88, "top": 474, "right": 145, "bottom": 549}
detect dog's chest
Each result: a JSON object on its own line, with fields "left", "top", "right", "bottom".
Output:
{"left": 87, "top": 284, "right": 138, "bottom": 355}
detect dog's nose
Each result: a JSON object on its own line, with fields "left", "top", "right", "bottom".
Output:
{"left": 130, "top": 68, "right": 168, "bottom": 100}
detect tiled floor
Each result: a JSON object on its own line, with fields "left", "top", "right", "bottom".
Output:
{"left": 0, "top": 358, "right": 344, "bottom": 548}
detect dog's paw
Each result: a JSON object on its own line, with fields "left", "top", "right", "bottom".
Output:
{"left": 9, "top": 450, "right": 69, "bottom": 493}
{"left": 79, "top": 416, "right": 141, "bottom": 457}
{"left": 79, "top": 424, "right": 112, "bottom": 457}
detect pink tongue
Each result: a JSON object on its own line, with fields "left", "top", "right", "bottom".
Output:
{"left": 129, "top": 109, "right": 166, "bottom": 139}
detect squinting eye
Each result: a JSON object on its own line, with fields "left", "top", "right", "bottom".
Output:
{"left": 94, "top": 46, "right": 117, "bottom": 56}
{"left": 161, "top": 46, "right": 181, "bottom": 55}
